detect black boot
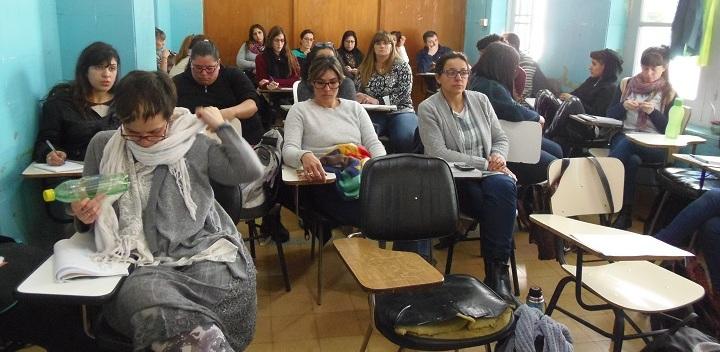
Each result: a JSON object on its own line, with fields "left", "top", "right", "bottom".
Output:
{"left": 484, "top": 259, "right": 514, "bottom": 303}
{"left": 612, "top": 205, "right": 633, "bottom": 230}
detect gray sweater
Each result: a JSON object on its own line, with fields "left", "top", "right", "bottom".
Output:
{"left": 418, "top": 91, "right": 509, "bottom": 171}
{"left": 283, "top": 98, "right": 386, "bottom": 168}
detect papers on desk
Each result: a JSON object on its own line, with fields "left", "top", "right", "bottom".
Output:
{"left": 53, "top": 232, "right": 129, "bottom": 282}
{"left": 361, "top": 104, "right": 397, "bottom": 112}
{"left": 32, "top": 160, "right": 84, "bottom": 173}
{"left": 571, "top": 114, "right": 623, "bottom": 127}
{"left": 568, "top": 233, "right": 693, "bottom": 258}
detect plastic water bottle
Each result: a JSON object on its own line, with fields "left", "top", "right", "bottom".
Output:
{"left": 665, "top": 98, "right": 684, "bottom": 139}
{"left": 526, "top": 286, "right": 546, "bottom": 313}
{"left": 43, "top": 173, "right": 130, "bottom": 202}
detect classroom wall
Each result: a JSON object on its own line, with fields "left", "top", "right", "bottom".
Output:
{"left": 168, "top": 0, "right": 204, "bottom": 52}
{"left": 463, "top": 0, "right": 508, "bottom": 65}
{"left": 0, "top": 0, "right": 63, "bottom": 242}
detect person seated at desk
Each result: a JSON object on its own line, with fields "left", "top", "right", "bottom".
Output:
{"left": 291, "top": 29, "right": 314, "bottom": 68}
{"left": 468, "top": 42, "right": 563, "bottom": 185}
{"left": 418, "top": 52, "right": 517, "bottom": 301}
{"left": 355, "top": 31, "right": 418, "bottom": 153}
{"left": 655, "top": 188, "right": 720, "bottom": 294}
{"left": 236, "top": 24, "right": 265, "bottom": 80}
{"left": 337, "top": 30, "right": 364, "bottom": 80}
{"left": 34, "top": 42, "right": 120, "bottom": 165}
{"left": 476, "top": 34, "right": 526, "bottom": 101}
{"left": 72, "top": 70, "right": 263, "bottom": 351}
{"left": 297, "top": 44, "right": 356, "bottom": 102}
{"left": 415, "top": 30, "right": 452, "bottom": 92}
{"left": 283, "top": 56, "right": 385, "bottom": 235}
{"left": 174, "top": 39, "right": 264, "bottom": 145}
{"left": 607, "top": 45, "right": 677, "bottom": 229}
{"left": 255, "top": 26, "right": 300, "bottom": 90}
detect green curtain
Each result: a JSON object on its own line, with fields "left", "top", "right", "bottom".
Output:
{"left": 699, "top": 0, "right": 718, "bottom": 66}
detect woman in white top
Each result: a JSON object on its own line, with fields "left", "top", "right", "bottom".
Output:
{"left": 169, "top": 34, "right": 206, "bottom": 78}
{"left": 390, "top": 31, "right": 410, "bottom": 64}
{"left": 235, "top": 24, "right": 265, "bottom": 72}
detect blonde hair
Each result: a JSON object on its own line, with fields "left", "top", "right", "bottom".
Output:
{"left": 357, "top": 32, "right": 400, "bottom": 89}
{"left": 174, "top": 34, "right": 195, "bottom": 66}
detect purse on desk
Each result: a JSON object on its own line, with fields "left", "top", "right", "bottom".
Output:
{"left": 386, "top": 275, "right": 513, "bottom": 339}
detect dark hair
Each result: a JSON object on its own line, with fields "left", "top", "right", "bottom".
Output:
{"left": 300, "top": 29, "right": 314, "bottom": 40}
{"left": 308, "top": 56, "right": 345, "bottom": 83}
{"left": 476, "top": 34, "right": 503, "bottom": 52}
{"left": 640, "top": 45, "right": 673, "bottom": 102}
{"left": 390, "top": 31, "right": 402, "bottom": 42}
{"left": 302, "top": 45, "right": 338, "bottom": 81}
{"left": 114, "top": 70, "right": 176, "bottom": 123}
{"left": 341, "top": 30, "right": 358, "bottom": 48}
{"left": 423, "top": 30, "right": 438, "bottom": 43}
{"left": 590, "top": 48, "right": 623, "bottom": 82}
{"left": 155, "top": 27, "right": 166, "bottom": 40}
{"left": 247, "top": 24, "right": 265, "bottom": 45}
{"left": 434, "top": 52, "right": 470, "bottom": 75}
{"left": 264, "top": 26, "right": 300, "bottom": 76}
{"left": 189, "top": 39, "right": 220, "bottom": 61}
{"left": 502, "top": 32, "right": 520, "bottom": 51}
{"left": 473, "top": 42, "right": 519, "bottom": 93}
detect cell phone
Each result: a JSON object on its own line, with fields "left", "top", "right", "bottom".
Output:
{"left": 453, "top": 162, "right": 475, "bottom": 171}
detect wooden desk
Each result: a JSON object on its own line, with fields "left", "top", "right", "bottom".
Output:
{"left": 258, "top": 87, "right": 293, "bottom": 94}
{"left": 22, "top": 161, "right": 84, "bottom": 178}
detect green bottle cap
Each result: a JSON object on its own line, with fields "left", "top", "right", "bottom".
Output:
{"left": 674, "top": 98, "right": 683, "bottom": 106}
{"left": 42, "top": 189, "right": 56, "bottom": 202}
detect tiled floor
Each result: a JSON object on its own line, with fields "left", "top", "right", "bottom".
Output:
{"left": 240, "top": 209, "right": 653, "bottom": 352}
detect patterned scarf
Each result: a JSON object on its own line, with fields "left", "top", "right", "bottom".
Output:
{"left": 622, "top": 74, "right": 667, "bottom": 129}
{"left": 248, "top": 42, "right": 264, "bottom": 55}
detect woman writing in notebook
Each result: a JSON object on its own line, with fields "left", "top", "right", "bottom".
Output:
{"left": 72, "top": 70, "right": 263, "bottom": 351}
{"left": 34, "top": 42, "right": 120, "bottom": 165}
{"left": 255, "top": 26, "right": 300, "bottom": 90}
{"left": 418, "top": 52, "right": 517, "bottom": 301}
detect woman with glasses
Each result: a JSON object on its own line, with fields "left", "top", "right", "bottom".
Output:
{"left": 255, "top": 26, "right": 300, "bottom": 90}
{"left": 469, "top": 42, "right": 562, "bottom": 185}
{"left": 356, "top": 31, "right": 418, "bottom": 153}
{"left": 34, "top": 42, "right": 120, "bottom": 165}
{"left": 337, "top": 30, "right": 364, "bottom": 79}
{"left": 174, "top": 40, "right": 264, "bottom": 145}
{"left": 283, "top": 56, "right": 385, "bottom": 229}
{"left": 297, "top": 44, "right": 356, "bottom": 102}
{"left": 418, "top": 52, "right": 516, "bottom": 301}
{"left": 291, "top": 29, "right": 314, "bottom": 68}
{"left": 236, "top": 24, "right": 265, "bottom": 74}
{"left": 72, "top": 70, "right": 263, "bottom": 351}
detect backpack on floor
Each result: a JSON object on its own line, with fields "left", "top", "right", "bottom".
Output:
{"left": 241, "top": 128, "right": 283, "bottom": 213}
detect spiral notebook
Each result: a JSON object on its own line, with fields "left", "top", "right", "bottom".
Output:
{"left": 53, "top": 232, "right": 129, "bottom": 282}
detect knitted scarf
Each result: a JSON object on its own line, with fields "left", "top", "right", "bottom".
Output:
{"left": 320, "top": 144, "right": 371, "bottom": 200}
{"left": 94, "top": 107, "right": 205, "bottom": 264}
{"left": 248, "top": 42, "right": 264, "bottom": 55}
{"left": 622, "top": 74, "right": 667, "bottom": 129}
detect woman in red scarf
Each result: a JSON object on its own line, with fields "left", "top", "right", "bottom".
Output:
{"left": 607, "top": 45, "right": 677, "bottom": 229}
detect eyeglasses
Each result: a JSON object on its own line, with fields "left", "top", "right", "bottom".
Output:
{"left": 273, "top": 37, "right": 286, "bottom": 43}
{"left": 302, "top": 37, "right": 315, "bottom": 42}
{"left": 314, "top": 42, "right": 334, "bottom": 48}
{"left": 121, "top": 122, "right": 169, "bottom": 142}
{"left": 191, "top": 63, "right": 219, "bottom": 73}
{"left": 442, "top": 69, "right": 471, "bottom": 78}
{"left": 343, "top": 39, "right": 356, "bottom": 44}
{"left": 312, "top": 79, "right": 340, "bottom": 89}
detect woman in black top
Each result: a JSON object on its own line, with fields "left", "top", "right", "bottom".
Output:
{"left": 34, "top": 42, "right": 120, "bottom": 164}
{"left": 337, "top": 30, "right": 364, "bottom": 80}
{"left": 173, "top": 40, "right": 264, "bottom": 145}
{"left": 559, "top": 48, "right": 623, "bottom": 116}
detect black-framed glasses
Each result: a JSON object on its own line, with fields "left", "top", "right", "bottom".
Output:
{"left": 121, "top": 122, "right": 169, "bottom": 142}
{"left": 314, "top": 42, "right": 334, "bottom": 49}
{"left": 191, "top": 64, "right": 219, "bottom": 73}
{"left": 312, "top": 79, "right": 340, "bottom": 89}
{"left": 442, "top": 69, "right": 471, "bottom": 78}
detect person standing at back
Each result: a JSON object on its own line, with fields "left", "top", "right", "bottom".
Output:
{"left": 416, "top": 30, "right": 452, "bottom": 92}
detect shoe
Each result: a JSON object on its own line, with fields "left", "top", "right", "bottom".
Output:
{"left": 484, "top": 259, "right": 514, "bottom": 303}
{"left": 611, "top": 206, "right": 633, "bottom": 229}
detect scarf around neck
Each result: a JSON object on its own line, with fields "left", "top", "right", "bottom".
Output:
{"left": 248, "top": 42, "right": 264, "bottom": 55}
{"left": 622, "top": 74, "right": 667, "bottom": 129}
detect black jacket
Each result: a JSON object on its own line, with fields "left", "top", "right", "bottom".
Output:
{"left": 174, "top": 66, "right": 264, "bottom": 144}
{"left": 34, "top": 87, "right": 119, "bottom": 162}
{"left": 570, "top": 77, "right": 617, "bottom": 116}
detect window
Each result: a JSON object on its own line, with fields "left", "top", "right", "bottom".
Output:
{"left": 508, "top": 0, "right": 547, "bottom": 60}
{"left": 633, "top": 0, "right": 700, "bottom": 100}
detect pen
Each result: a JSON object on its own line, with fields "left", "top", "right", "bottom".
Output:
{"left": 690, "top": 154, "right": 711, "bottom": 164}
{"left": 46, "top": 140, "right": 57, "bottom": 154}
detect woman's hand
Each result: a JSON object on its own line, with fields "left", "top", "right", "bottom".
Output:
{"left": 623, "top": 99, "right": 640, "bottom": 111}
{"left": 266, "top": 81, "right": 280, "bottom": 90}
{"left": 196, "top": 106, "right": 225, "bottom": 131}
{"left": 488, "top": 153, "right": 506, "bottom": 171}
{"left": 300, "top": 152, "right": 326, "bottom": 182}
{"left": 559, "top": 93, "right": 571, "bottom": 101}
{"left": 258, "top": 79, "right": 270, "bottom": 87}
{"left": 538, "top": 115, "right": 545, "bottom": 129}
{"left": 639, "top": 101, "right": 655, "bottom": 114}
{"left": 499, "top": 166, "right": 517, "bottom": 182}
{"left": 356, "top": 93, "right": 379, "bottom": 105}
{"left": 71, "top": 194, "right": 106, "bottom": 225}
{"left": 46, "top": 150, "right": 67, "bottom": 166}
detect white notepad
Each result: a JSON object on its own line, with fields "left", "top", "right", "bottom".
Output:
{"left": 568, "top": 233, "right": 693, "bottom": 258}
{"left": 53, "top": 232, "right": 129, "bottom": 282}
{"left": 33, "top": 160, "right": 84, "bottom": 173}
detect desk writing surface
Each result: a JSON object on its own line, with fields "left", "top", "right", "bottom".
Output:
{"left": 672, "top": 153, "right": 720, "bottom": 167}
{"left": 258, "top": 87, "right": 293, "bottom": 94}
{"left": 361, "top": 104, "right": 397, "bottom": 112}
{"left": 625, "top": 133, "right": 706, "bottom": 148}
{"left": 281, "top": 164, "right": 335, "bottom": 185}
{"left": 569, "top": 114, "right": 623, "bottom": 128}
{"left": 415, "top": 72, "right": 436, "bottom": 77}
{"left": 524, "top": 97, "right": 536, "bottom": 107}
{"left": 22, "top": 161, "right": 84, "bottom": 178}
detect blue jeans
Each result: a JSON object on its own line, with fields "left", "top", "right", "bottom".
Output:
{"left": 508, "top": 137, "right": 563, "bottom": 185}
{"left": 656, "top": 189, "right": 720, "bottom": 290}
{"left": 456, "top": 175, "right": 517, "bottom": 262}
{"left": 369, "top": 111, "right": 418, "bottom": 153}
{"left": 608, "top": 133, "right": 665, "bottom": 205}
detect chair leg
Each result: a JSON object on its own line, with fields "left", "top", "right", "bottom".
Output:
{"left": 510, "top": 248, "right": 520, "bottom": 297}
{"left": 317, "top": 222, "right": 324, "bottom": 305}
{"left": 246, "top": 220, "right": 257, "bottom": 260}
{"left": 611, "top": 308, "right": 625, "bottom": 352}
{"left": 645, "top": 191, "right": 669, "bottom": 236}
{"left": 546, "top": 275, "right": 574, "bottom": 315}
{"left": 275, "top": 240, "right": 291, "bottom": 292}
{"left": 359, "top": 323, "right": 372, "bottom": 352}
{"left": 310, "top": 222, "right": 316, "bottom": 260}
{"left": 445, "top": 236, "right": 456, "bottom": 275}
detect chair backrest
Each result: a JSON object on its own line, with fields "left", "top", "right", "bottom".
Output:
{"left": 681, "top": 106, "right": 692, "bottom": 133}
{"left": 498, "top": 120, "right": 542, "bottom": 164}
{"left": 360, "top": 154, "right": 458, "bottom": 242}
{"left": 292, "top": 80, "right": 300, "bottom": 104}
{"left": 548, "top": 157, "right": 624, "bottom": 217}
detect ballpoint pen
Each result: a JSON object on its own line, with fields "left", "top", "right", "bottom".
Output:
{"left": 46, "top": 139, "right": 57, "bottom": 154}
{"left": 689, "top": 154, "right": 713, "bottom": 165}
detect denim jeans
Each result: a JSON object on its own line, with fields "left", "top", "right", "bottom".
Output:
{"left": 608, "top": 133, "right": 665, "bottom": 205}
{"left": 369, "top": 111, "right": 419, "bottom": 153}
{"left": 456, "top": 174, "right": 517, "bottom": 262}
{"left": 507, "top": 137, "right": 563, "bottom": 185}
{"left": 656, "top": 189, "right": 720, "bottom": 290}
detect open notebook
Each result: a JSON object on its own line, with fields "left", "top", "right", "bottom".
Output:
{"left": 53, "top": 232, "right": 130, "bottom": 282}
{"left": 33, "top": 160, "right": 84, "bottom": 173}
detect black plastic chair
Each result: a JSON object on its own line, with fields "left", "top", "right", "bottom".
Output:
{"left": 335, "top": 154, "right": 514, "bottom": 351}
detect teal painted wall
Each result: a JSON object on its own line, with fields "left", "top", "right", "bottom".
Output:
{"left": 464, "top": 0, "right": 508, "bottom": 65}
{"left": 169, "top": 0, "right": 204, "bottom": 52}
{"left": 0, "top": 0, "right": 63, "bottom": 243}
{"left": 155, "top": 0, "right": 173, "bottom": 50}
{"left": 606, "top": 0, "right": 628, "bottom": 55}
